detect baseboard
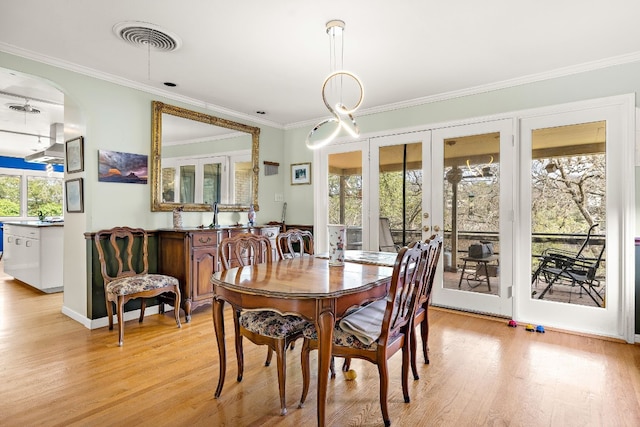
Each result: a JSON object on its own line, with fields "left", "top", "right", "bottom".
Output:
{"left": 62, "top": 304, "right": 160, "bottom": 330}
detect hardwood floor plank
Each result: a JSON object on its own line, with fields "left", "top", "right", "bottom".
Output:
{"left": 1, "top": 270, "right": 639, "bottom": 426}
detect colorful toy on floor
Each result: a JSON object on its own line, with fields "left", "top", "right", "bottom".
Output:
{"left": 525, "top": 324, "right": 535, "bottom": 332}
{"left": 508, "top": 320, "right": 518, "bottom": 328}
{"left": 536, "top": 325, "right": 545, "bottom": 333}
{"left": 344, "top": 369, "right": 357, "bottom": 381}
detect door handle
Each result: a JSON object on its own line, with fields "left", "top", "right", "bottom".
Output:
{"left": 433, "top": 225, "right": 441, "bottom": 232}
{"left": 423, "top": 226, "right": 430, "bottom": 232}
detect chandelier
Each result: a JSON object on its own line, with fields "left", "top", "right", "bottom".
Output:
{"left": 306, "top": 20, "right": 364, "bottom": 150}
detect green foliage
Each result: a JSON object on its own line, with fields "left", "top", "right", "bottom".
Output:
{"left": 0, "top": 198, "right": 20, "bottom": 216}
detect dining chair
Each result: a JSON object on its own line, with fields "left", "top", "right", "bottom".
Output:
{"left": 409, "top": 235, "right": 443, "bottom": 379}
{"left": 218, "top": 232, "right": 308, "bottom": 416}
{"left": 94, "top": 226, "right": 181, "bottom": 347}
{"left": 276, "top": 228, "right": 314, "bottom": 260}
{"left": 299, "top": 242, "right": 429, "bottom": 427}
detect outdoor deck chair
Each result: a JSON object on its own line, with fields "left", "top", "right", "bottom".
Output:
{"left": 379, "top": 217, "right": 400, "bottom": 252}
{"left": 532, "top": 224, "right": 605, "bottom": 307}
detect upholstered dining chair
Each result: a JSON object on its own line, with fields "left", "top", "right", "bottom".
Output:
{"left": 218, "top": 232, "right": 307, "bottom": 416}
{"left": 94, "top": 227, "right": 181, "bottom": 347}
{"left": 299, "top": 242, "right": 430, "bottom": 427}
{"left": 409, "top": 235, "right": 443, "bottom": 380}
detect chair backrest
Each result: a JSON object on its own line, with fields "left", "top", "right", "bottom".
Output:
{"left": 219, "top": 233, "right": 273, "bottom": 271}
{"left": 417, "top": 236, "right": 443, "bottom": 305}
{"left": 576, "top": 223, "right": 600, "bottom": 258}
{"left": 276, "top": 229, "right": 314, "bottom": 260}
{"left": 94, "top": 227, "right": 149, "bottom": 285}
{"left": 379, "top": 217, "right": 397, "bottom": 252}
{"left": 377, "top": 242, "right": 428, "bottom": 346}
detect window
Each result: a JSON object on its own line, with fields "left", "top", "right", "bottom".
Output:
{"left": 0, "top": 174, "right": 21, "bottom": 217}
{"left": 162, "top": 153, "right": 244, "bottom": 205}
{"left": 0, "top": 168, "right": 63, "bottom": 218}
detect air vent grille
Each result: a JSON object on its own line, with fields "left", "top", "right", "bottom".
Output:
{"left": 113, "top": 21, "right": 182, "bottom": 52}
{"left": 8, "top": 104, "right": 40, "bottom": 114}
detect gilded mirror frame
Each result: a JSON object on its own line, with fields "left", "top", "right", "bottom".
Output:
{"left": 151, "top": 101, "right": 260, "bottom": 212}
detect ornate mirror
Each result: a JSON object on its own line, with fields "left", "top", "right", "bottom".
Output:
{"left": 151, "top": 101, "right": 260, "bottom": 212}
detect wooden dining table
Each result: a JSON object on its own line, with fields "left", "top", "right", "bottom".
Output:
{"left": 211, "top": 252, "right": 395, "bottom": 426}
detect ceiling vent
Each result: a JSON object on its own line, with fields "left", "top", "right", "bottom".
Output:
{"left": 8, "top": 102, "right": 40, "bottom": 114}
{"left": 113, "top": 21, "right": 182, "bottom": 52}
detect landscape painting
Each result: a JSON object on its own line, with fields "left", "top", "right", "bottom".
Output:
{"left": 98, "top": 150, "right": 148, "bottom": 184}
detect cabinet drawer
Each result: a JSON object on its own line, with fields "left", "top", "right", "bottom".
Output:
{"left": 191, "top": 231, "right": 220, "bottom": 247}
{"left": 259, "top": 227, "right": 279, "bottom": 240}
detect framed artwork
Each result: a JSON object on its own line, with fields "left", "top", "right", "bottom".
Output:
{"left": 65, "top": 136, "right": 84, "bottom": 173}
{"left": 291, "top": 162, "right": 311, "bottom": 185}
{"left": 65, "top": 178, "right": 84, "bottom": 213}
{"left": 98, "top": 149, "right": 148, "bottom": 184}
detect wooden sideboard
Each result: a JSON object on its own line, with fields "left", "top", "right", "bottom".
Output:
{"left": 157, "top": 225, "right": 279, "bottom": 321}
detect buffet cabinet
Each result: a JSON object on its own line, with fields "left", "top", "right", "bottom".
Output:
{"left": 157, "top": 225, "right": 279, "bottom": 321}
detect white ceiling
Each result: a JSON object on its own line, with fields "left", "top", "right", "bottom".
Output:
{"left": 1, "top": 0, "right": 640, "bottom": 159}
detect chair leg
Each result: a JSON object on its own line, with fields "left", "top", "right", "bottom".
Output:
{"left": 299, "top": 339, "right": 311, "bottom": 408}
{"left": 401, "top": 344, "right": 411, "bottom": 403}
{"left": 410, "top": 327, "right": 419, "bottom": 380}
{"left": 421, "top": 314, "right": 430, "bottom": 365}
{"left": 377, "top": 360, "right": 391, "bottom": 427}
{"left": 265, "top": 348, "right": 274, "bottom": 367}
{"left": 233, "top": 310, "right": 244, "bottom": 382}
{"left": 173, "top": 289, "right": 181, "bottom": 328}
{"left": 106, "top": 297, "right": 114, "bottom": 330}
{"left": 139, "top": 298, "right": 146, "bottom": 323}
{"left": 117, "top": 296, "right": 125, "bottom": 347}
{"left": 275, "top": 341, "right": 288, "bottom": 416}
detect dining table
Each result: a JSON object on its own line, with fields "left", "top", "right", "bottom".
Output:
{"left": 210, "top": 251, "right": 396, "bottom": 426}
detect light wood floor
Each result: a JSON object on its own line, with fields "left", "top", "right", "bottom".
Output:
{"left": 1, "top": 268, "right": 639, "bottom": 426}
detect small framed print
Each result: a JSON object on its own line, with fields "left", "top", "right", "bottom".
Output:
{"left": 65, "top": 136, "right": 84, "bottom": 173}
{"left": 65, "top": 178, "right": 84, "bottom": 213}
{"left": 291, "top": 162, "right": 311, "bottom": 185}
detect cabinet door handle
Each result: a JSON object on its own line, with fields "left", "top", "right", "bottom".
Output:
{"left": 15, "top": 238, "right": 21, "bottom": 245}
{"left": 198, "top": 236, "right": 212, "bottom": 244}
{"left": 7, "top": 236, "right": 12, "bottom": 243}
{"left": 26, "top": 241, "right": 32, "bottom": 248}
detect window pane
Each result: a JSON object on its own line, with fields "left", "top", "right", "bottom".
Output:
{"left": 27, "top": 176, "right": 63, "bottom": 217}
{"left": 180, "top": 165, "right": 196, "bottom": 203}
{"left": 203, "top": 163, "right": 221, "bottom": 205}
{"left": 162, "top": 167, "right": 176, "bottom": 202}
{"left": 234, "top": 161, "right": 252, "bottom": 205}
{"left": 328, "top": 151, "right": 362, "bottom": 249}
{"left": 0, "top": 174, "right": 22, "bottom": 217}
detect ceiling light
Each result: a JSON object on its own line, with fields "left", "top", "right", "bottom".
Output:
{"left": 306, "top": 20, "right": 364, "bottom": 150}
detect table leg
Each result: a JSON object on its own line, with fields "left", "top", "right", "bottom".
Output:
{"left": 316, "top": 309, "right": 335, "bottom": 427}
{"left": 212, "top": 298, "right": 226, "bottom": 398}
{"left": 484, "top": 263, "right": 492, "bottom": 292}
{"left": 458, "top": 260, "right": 468, "bottom": 288}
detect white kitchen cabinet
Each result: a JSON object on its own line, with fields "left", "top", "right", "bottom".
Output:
{"left": 3, "top": 223, "right": 63, "bottom": 293}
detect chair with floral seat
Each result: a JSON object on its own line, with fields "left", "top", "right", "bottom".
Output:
{"left": 94, "top": 226, "right": 181, "bottom": 347}
{"left": 218, "top": 232, "right": 307, "bottom": 416}
{"left": 299, "top": 242, "right": 431, "bottom": 427}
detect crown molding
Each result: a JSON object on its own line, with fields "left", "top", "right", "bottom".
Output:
{"left": 286, "top": 51, "right": 640, "bottom": 130}
{"left": 0, "top": 43, "right": 283, "bottom": 130}
{"left": 3, "top": 42, "right": 640, "bottom": 132}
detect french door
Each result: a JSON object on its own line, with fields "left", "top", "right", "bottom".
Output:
{"left": 429, "top": 119, "right": 514, "bottom": 318}
{"left": 516, "top": 96, "right": 634, "bottom": 341}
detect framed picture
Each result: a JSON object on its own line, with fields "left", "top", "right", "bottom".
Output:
{"left": 65, "top": 136, "right": 84, "bottom": 173}
{"left": 291, "top": 162, "right": 311, "bottom": 185}
{"left": 98, "top": 149, "right": 148, "bottom": 184}
{"left": 65, "top": 178, "right": 84, "bottom": 213}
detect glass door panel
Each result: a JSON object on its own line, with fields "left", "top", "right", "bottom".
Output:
{"left": 443, "top": 132, "right": 500, "bottom": 296}
{"left": 530, "top": 121, "right": 606, "bottom": 308}
{"left": 377, "top": 143, "right": 423, "bottom": 251}
{"left": 328, "top": 150, "right": 363, "bottom": 249}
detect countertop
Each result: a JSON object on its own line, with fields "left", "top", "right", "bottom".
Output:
{"left": 3, "top": 220, "right": 65, "bottom": 228}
